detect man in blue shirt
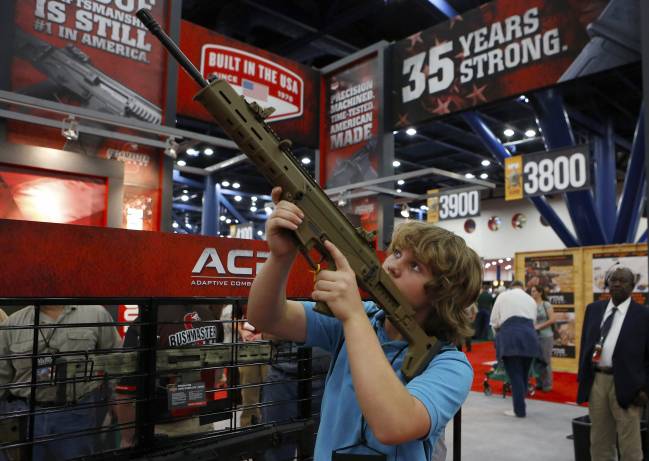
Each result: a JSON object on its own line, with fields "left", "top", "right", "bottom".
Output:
{"left": 248, "top": 187, "right": 481, "bottom": 460}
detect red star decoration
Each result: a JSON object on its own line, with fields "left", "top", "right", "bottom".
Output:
{"left": 466, "top": 84, "right": 488, "bottom": 105}
{"left": 432, "top": 98, "right": 452, "bottom": 115}
{"left": 449, "top": 15, "right": 464, "bottom": 29}
{"left": 396, "top": 113, "right": 411, "bottom": 127}
{"left": 407, "top": 32, "right": 423, "bottom": 50}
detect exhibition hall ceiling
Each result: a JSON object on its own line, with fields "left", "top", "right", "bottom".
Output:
{"left": 173, "top": 0, "right": 642, "bottom": 230}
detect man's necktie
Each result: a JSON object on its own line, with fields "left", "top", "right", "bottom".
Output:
{"left": 600, "top": 306, "right": 618, "bottom": 343}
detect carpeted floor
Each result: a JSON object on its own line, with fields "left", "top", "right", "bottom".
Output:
{"left": 466, "top": 341, "right": 582, "bottom": 406}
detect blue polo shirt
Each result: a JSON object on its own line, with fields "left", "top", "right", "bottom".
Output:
{"left": 303, "top": 301, "right": 473, "bottom": 461}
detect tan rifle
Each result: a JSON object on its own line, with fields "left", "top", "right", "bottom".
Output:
{"left": 136, "top": 9, "right": 440, "bottom": 380}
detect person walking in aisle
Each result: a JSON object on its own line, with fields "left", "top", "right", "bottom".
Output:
{"left": 490, "top": 280, "right": 541, "bottom": 418}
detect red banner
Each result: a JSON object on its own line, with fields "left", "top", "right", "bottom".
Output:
{"left": 320, "top": 56, "right": 382, "bottom": 239}
{"left": 7, "top": 1, "right": 170, "bottom": 231}
{"left": 177, "top": 20, "right": 319, "bottom": 147}
{"left": 392, "top": 0, "right": 639, "bottom": 126}
{"left": 0, "top": 219, "right": 315, "bottom": 298}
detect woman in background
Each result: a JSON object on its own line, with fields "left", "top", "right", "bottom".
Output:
{"left": 531, "top": 285, "right": 556, "bottom": 392}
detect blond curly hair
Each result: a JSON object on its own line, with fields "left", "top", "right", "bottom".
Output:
{"left": 388, "top": 221, "right": 482, "bottom": 344}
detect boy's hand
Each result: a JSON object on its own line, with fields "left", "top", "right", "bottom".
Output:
{"left": 266, "top": 187, "right": 304, "bottom": 259}
{"left": 312, "top": 240, "right": 365, "bottom": 323}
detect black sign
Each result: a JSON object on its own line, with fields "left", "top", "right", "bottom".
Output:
{"left": 521, "top": 144, "right": 590, "bottom": 197}
{"left": 429, "top": 188, "right": 481, "bottom": 222}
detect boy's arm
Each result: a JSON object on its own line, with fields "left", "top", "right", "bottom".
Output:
{"left": 247, "top": 187, "right": 307, "bottom": 342}
{"left": 315, "top": 242, "right": 432, "bottom": 445}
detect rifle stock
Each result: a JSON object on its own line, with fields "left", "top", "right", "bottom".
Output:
{"left": 137, "top": 9, "right": 440, "bottom": 380}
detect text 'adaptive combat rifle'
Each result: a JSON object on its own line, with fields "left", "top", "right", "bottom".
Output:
{"left": 136, "top": 9, "right": 440, "bottom": 380}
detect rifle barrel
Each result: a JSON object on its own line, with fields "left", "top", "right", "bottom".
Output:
{"left": 136, "top": 8, "right": 208, "bottom": 89}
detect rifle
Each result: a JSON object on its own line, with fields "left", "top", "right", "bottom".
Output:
{"left": 14, "top": 28, "right": 162, "bottom": 124}
{"left": 13, "top": 27, "right": 162, "bottom": 155}
{"left": 137, "top": 10, "right": 440, "bottom": 380}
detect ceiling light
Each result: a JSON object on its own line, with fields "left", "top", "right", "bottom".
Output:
{"left": 172, "top": 221, "right": 179, "bottom": 229}
{"left": 481, "top": 159, "right": 491, "bottom": 166}
{"left": 250, "top": 206, "right": 257, "bottom": 212}
{"left": 396, "top": 188, "right": 402, "bottom": 193}
{"left": 232, "top": 182, "right": 240, "bottom": 189}
{"left": 485, "top": 263, "right": 491, "bottom": 269}
{"left": 221, "top": 181, "right": 230, "bottom": 187}
{"left": 235, "top": 219, "right": 239, "bottom": 224}
{"left": 226, "top": 218, "right": 232, "bottom": 224}
{"left": 503, "top": 128, "right": 515, "bottom": 137}
{"left": 204, "top": 147, "right": 214, "bottom": 156}
{"left": 506, "top": 257, "right": 511, "bottom": 261}
{"left": 465, "top": 173, "right": 475, "bottom": 179}
{"left": 257, "top": 230, "right": 263, "bottom": 236}
{"left": 525, "top": 129, "right": 536, "bottom": 138}
{"left": 393, "top": 160, "right": 401, "bottom": 168}
{"left": 480, "top": 173, "right": 488, "bottom": 179}
{"left": 219, "top": 216, "right": 226, "bottom": 221}
{"left": 392, "top": 130, "right": 398, "bottom": 135}
{"left": 180, "top": 194, "right": 189, "bottom": 202}
{"left": 397, "top": 179, "right": 405, "bottom": 185}
{"left": 337, "top": 197, "right": 347, "bottom": 206}
{"left": 234, "top": 195, "right": 242, "bottom": 202}
{"left": 498, "top": 259, "right": 504, "bottom": 263}
{"left": 185, "top": 223, "right": 192, "bottom": 229}
{"left": 186, "top": 148, "right": 199, "bottom": 156}
{"left": 301, "top": 157, "right": 311, "bottom": 165}
{"left": 176, "top": 160, "right": 186, "bottom": 167}
{"left": 265, "top": 206, "right": 273, "bottom": 214}
{"left": 400, "top": 204, "right": 410, "bottom": 218}
{"left": 420, "top": 205, "right": 428, "bottom": 210}
{"left": 406, "top": 128, "right": 417, "bottom": 136}
{"left": 182, "top": 189, "right": 188, "bottom": 194}
{"left": 504, "top": 264, "right": 512, "bottom": 270}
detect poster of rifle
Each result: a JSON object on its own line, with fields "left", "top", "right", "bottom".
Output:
{"left": 320, "top": 56, "right": 382, "bottom": 239}
{"left": 8, "top": 1, "right": 169, "bottom": 230}
{"left": 392, "top": 0, "right": 640, "bottom": 127}
{"left": 591, "top": 250, "right": 648, "bottom": 304}
{"left": 525, "top": 254, "right": 576, "bottom": 358}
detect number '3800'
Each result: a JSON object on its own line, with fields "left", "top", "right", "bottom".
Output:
{"left": 523, "top": 152, "right": 587, "bottom": 196}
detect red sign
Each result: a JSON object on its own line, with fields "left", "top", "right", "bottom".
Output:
{"left": 8, "top": 1, "right": 169, "bottom": 231}
{"left": 177, "top": 21, "right": 319, "bottom": 147}
{"left": 200, "top": 45, "right": 304, "bottom": 123}
{"left": 320, "top": 55, "right": 383, "bottom": 240}
{"left": 0, "top": 219, "right": 315, "bottom": 299}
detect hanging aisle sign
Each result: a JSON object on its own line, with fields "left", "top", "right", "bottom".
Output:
{"left": 505, "top": 144, "right": 590, "bottom": 200}
{"left": 391, "top": 0, "right": 640, "bottom": 126}
{"left": 427, "top": 187, "right": 481, "bottom": 222}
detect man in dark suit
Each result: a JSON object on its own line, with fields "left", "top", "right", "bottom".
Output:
{"left": 577, "top": 266, "right": 649, "bottom": 461}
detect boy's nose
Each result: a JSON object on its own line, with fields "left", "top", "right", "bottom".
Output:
{"left": 385, "top": 262, "right": 400, "bottom": 277}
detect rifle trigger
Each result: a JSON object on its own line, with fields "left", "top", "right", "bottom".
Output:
{"left": 310, "top": 264, "right": 321, "bottom": 283}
